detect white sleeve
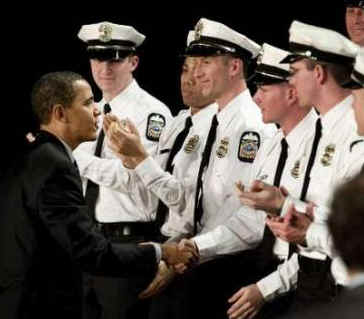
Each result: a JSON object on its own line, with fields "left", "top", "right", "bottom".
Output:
{"left": 134, "top": 156, "right": 194, "bottom": 215}
{"left": 256, "top": 253, "right": 299, "bottom": 302}
{"left": 193, "top": 207, "right": 266, "bottom": 262}
{"left": 73, "top": 148, "right": 133, "bottom": 194}
{"left": 305, "top": 222, "right": 335, "bottom": 258}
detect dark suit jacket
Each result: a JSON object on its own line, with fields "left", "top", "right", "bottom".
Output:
{"left": 0, "top": 131, "right": 157, "bottom": 319}
{"left": 284, "top": 284, "right": 364, "bottom": 319}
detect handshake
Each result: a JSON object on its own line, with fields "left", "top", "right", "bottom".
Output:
{"left": 160, "top": 240, "right": 199, "bottom": 269}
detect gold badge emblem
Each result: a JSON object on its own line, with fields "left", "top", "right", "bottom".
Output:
{"left": 291, "top": 160, "right": 300, "bottom": 179}
{"left": 320, "top": 144, "right": 335, "bottom": 167}
{"left": 194, "top": 21, "right": 203, "bottom": 41}
{"left": 98, "top": 23, "right": 113, "bottom": 42}
{"left": 184, "top": 135, "right": 200, "bottom": 153}
{"left": 216, "top": 137, "right": 229, "bottom": 158}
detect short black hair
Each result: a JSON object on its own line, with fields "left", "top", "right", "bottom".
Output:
{"left": 329, "top": 171, "right": 364, "bottom": 270}
{"left": 31, "top": 71, "right": 85, "bottom": 125}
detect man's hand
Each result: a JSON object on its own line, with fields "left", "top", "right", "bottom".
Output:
{"left": 236, "top": 180, "right": 287, "bottom": 216}
{"left": 266, "top": 203, "right": 314, "bottom": 245}
{"left": 172, "top": 239, "right": 200, "bottom": 274}
{"left": 161, "top": 242, "right": 199, "bottom": 267}
{"left": 227, "top": 284, "right": 265, "bottom": 319}
{"left": 103, "top": 114, "right": 148, "bottom": 166}
{"left": 138, "top": 261, "right": 176, "bottom": 299}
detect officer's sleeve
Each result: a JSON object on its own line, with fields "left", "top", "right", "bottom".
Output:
{"left": 38, "top": 163, "right": 158, "bottom": 277}
{"left": 256, "top": 253, "right": 299, "bottom": 302}
{"left": 305, "top": 222, "right": 334, "bottom": 258}
{"left": 133, "top": 156, "right": 193, "bottom": 214}
{"left": 73, "top": 148, "right": 134, "bottom": 194}
{"left": 193, "top": 207, "right": 266, "bottom": 262}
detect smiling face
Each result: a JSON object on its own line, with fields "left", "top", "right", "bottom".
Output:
{"left": 90, "top": 55, "right": 138, "bottom": 100}
{"left": 64, "top": 79, "right": 100, "bottom": 147}
{"left": 346, "top": 6, "right": 364, "bottom": 45}
{"left": 180, "top": 57, "right": 216, "bottom": 112}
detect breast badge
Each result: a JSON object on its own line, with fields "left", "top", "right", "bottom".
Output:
{"left": 184, "top": 135, "right": 200, "bottom": 153}
{"left": 216, "top": 137, "right": 229, "bottom": 158}
{"left": 320, "top": 144, "right": 335, "bottom": 167}
{"left": 291, "top": 160, "right": 300, "bottom": 179}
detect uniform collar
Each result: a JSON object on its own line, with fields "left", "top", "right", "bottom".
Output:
{"left": 320, "top": 95, "right": 354, "bottom": 133}
{"left": 100, "top": 78, "right": 138, "bottom": 111}
{"left": 285, "top": 108, "right": 318, "bottom": 149}
{"left": 217, "top": 89, "right": 251, "bottom": 132}
{"left": 191, "top": 102, "right": 218, "bottom": 130}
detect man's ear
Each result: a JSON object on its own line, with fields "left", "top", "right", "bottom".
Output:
{"left": 53, "top": 104, "right": 69, "bottom": 123}
{"left": 314, "top": 64, "right": 327, "bottom": 85}
{"left": 129, "top": 55, "right": 139, "bottom": 72}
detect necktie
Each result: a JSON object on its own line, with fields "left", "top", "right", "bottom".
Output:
{"left": 259, "top": 137, "right": 289, "bottom": 266}
{"left": 288, "top": 118, "right": 322, "bottom": 257}
{"left": 193, "top": 114, "right": 218, "bottom": 235}
{"left": 300, "top": 118, "right": 322, "bottom": 201}
{"left": 273, "top": 138, "right": 289, "bottom": 187}
{"left": 154, "top": 117, "right": 193, "bottom": 234}
{"left": 84, "top": 103, "right": 111, "bottom": 221}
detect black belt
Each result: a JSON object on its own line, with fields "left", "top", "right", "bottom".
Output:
{"left": 298, "top": 255, "right": 331, "bottom": 274}
{"left": 96, "top": 221, "right": 159, "bottom": 239}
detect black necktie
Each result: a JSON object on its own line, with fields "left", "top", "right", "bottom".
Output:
{"left": 154, "top": 117, "right": 193, "bottom": 234}
{"left": 288, "top": 118, "right": 322, "bottom": 257}
{"left": 193, "top": 114, "right": 218, "bottom": 235}
{"left": 259, "top": 137, "right": 289, "bottom": 265}
{"left": 300, "top": 118, "right": 322, "bottom": 201}
{"left": 84, "top": 103, "right": 111, "bottom": 221}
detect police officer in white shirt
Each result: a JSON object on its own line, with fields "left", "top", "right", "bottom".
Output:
{"left": 237, "top": 21, "right": 363, "bottom": 317}
{"left": 122, "top": 18, "right": 275, "bottom": 319}
{"left": 265, "top": 48, "right": 364, "bottom": 271}
{"left": 345, "top": 0, "right": 364, "bottom": 46}
{"left": 73, "top": 22, "right": 172, "bottom": 319}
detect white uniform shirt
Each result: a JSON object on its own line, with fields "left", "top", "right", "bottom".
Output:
{"left": 133, "top": 103, "right": 219, "bottom": 237}
{"left": 194, "top": 109, "right": 318, "bottom": 264}
{"left": 191, "top": 89, "right": 276, "bottom": 236}
{"left": 73, "top": 79, "right": 172, "bottom": 222}
{"left": 263, "top": 95, "right": 364, "bottom": 300}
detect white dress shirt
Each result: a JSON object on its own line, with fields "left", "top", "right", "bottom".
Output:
{"left": 73, "top": 79, "right": 172, "bottom": 222}
{"left": 267, "top": 95, "right": 364, "bottom": 300}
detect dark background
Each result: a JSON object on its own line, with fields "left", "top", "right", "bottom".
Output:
{"left": 5, "top": 2, "right": 348, "bottom": 145}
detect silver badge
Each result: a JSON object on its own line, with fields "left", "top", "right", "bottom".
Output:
{"left": 216, "top": 137, "right": 229, "bottom": 158}
{"left": 184, "top": 135, "right": 200, "bottom": 153}
{"left": 98, "top": 23, "right": 113, "bottom": 42}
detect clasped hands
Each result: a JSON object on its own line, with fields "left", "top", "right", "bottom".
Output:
{"left": 139, "top": 239, "right": 199, "bottom": 299}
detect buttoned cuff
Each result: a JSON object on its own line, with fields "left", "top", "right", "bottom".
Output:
{"left": 193, "top": 233, "right": 216, "bottom": 262}
{"left": 281, "top": 195, "right": 307, "bottom": 216}
{"left": 256, "top": 270, "right": 282, "bottom": 302}
{"left": 135, "top": 156, "right": 166, "bottom": 186}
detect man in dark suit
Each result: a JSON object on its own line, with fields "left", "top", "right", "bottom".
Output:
{"left": 0, "top": 71, "right": 196, "bottom": 319}
{"left": 283, "top": 173, "right": 364, "bottom": 319}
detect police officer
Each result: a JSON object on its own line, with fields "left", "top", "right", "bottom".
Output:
{"left": 345, "top": 0, "right": 364, "bottom": 46}
{"left": 238, "top": 21, "right": 363, "bottom": 316}
{"left": 73, "top": 22, "right": 172, "bottom": 319}
{"left": 109, "top": 18, "right": 276, "bottom": 319}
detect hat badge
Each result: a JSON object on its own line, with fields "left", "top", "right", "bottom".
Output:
{"left": 98, "top": 23, "right": 113, "bottom": 42}
{"left": 195, "top": 21, "right": 203, "bottom": 41}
